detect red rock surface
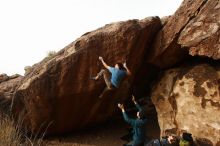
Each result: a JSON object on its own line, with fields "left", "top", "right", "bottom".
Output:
{"left": 148, "top": 0, "right": 220, "bottom": 68}
{"left": 179, "top": 0, "right": 220, "bottom": 59}
{"left": 147, "top": 0, "right": 206, "bottom": 68}
{"left": 0, "top": 74, "right": 22, "bottom": 112}
{"left": 11, "top": 17, "right": 161, "bottom": 134}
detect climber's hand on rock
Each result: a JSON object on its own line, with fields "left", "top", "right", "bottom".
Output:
{"left": 132, "top": 95, "right": 137, "bottom": 104}
{"left": 118, "top": 103, "right": 124, "bottom": 110}
{"left": 99, "top": 56, "right": 103, "bottom": 61}
{"left": 123, "top": 62, "right": 127, "bottom": 67}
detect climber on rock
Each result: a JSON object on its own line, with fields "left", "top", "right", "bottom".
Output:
{"left": 91, "top": 56, "right": 131, "bottom": 98}
{"left": 118, "top": 95, "right": 147, "bottom": 146}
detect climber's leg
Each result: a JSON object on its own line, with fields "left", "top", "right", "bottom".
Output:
{"left": 99, "top": 70, "right": 115, "bottom": 98}
{"left": 92, "top": 69, "right": 114, "bottom": 98}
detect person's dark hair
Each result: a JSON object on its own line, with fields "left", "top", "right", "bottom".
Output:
{"left": 116, "top": 62, "right": 126, "bottom": 70}
{"left": 138, "top": 110, "right": 146, "bottom": 119}
{"left": 182, "top": 132, "right": 193, "bottom": 142}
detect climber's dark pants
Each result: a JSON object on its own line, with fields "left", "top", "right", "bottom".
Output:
{"left": 124, "top": 141, "right": 144, "bottom": 146}
{"left": 96, "top": 69, "right": 116, "bottom": 98}
{"left": 97, "top": 69, "right": 115, "bottom": 89}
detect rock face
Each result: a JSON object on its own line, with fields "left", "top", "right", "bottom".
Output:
{"left": 148, "top": 0, "right": 220, "bottom": 145}
{"left": 11, "top": 17, "right": 161, "bottom": 134}
{"left": 148, "top": 0, "right": 220, "bottom": 68}
{"left": 179, "top": 0, "right": 220, "bottom": 59}
{"left": 151, "top": 64, "right": 220, "bottom": 145}
{"left": 148, "top": 1, "right": 220, "bottom": 143}
{"left": 0, "top": 74, "right": 9, "bottom": 83}
{"left": 0, "top": 74, "right": 23, "bottom": 112}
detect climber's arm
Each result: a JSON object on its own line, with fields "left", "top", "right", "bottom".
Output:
{"left": 132, "top": 95, "right": 142, "bottom": 112}
{"left": 99, "top": 56, "right": 110, "bottom": 70}
{"left": 123, "top": 62, "right": 131, "bottom": 76}
{"left": 118, "top": 103, "right": 136, "bottom": 126}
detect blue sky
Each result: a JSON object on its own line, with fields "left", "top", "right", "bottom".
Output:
{"left": 0, "top": 0, "right": 183, "bottom": 75}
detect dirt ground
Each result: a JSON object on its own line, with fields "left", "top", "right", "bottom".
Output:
{"left": 42, "top": 116, "right": 160, "bottom": 146}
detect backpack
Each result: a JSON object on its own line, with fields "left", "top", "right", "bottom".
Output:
{"left": 179, "top": 139, "right": 190, "bottom": 146}
{"left": 181, "top": 132, "right": 193, "bottom": 146}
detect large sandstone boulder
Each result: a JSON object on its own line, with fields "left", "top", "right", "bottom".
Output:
{"left": 11, "top": 17, "right": 161, "bottom": 134}
{"left": 151, "top": 64, "right": 220, "bottom": 145}
{"left": 148, "top": 0, "right": 220, "bottom": 68}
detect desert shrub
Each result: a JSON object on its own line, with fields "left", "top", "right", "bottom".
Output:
{"left": 47, "top": 50, "right": 56, "bottom": 58}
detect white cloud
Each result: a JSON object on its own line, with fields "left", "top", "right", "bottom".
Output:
{"left": 0, "top": 0, "right": 183, "bottom": 75}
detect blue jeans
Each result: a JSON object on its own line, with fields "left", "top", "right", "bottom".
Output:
{"left": 124, "top": 141, "right": 144, "bottom": 146}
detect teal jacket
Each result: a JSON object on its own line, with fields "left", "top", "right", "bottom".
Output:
{"left": 122, "top": 103, "right": 147, "bottom": 145}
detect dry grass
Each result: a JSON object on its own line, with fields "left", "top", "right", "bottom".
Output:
{"left": 0, "top": 115, "right": 21, "bottom": 145}
{"left": 0, "top": 114, "right": 44, "bottom": 146}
